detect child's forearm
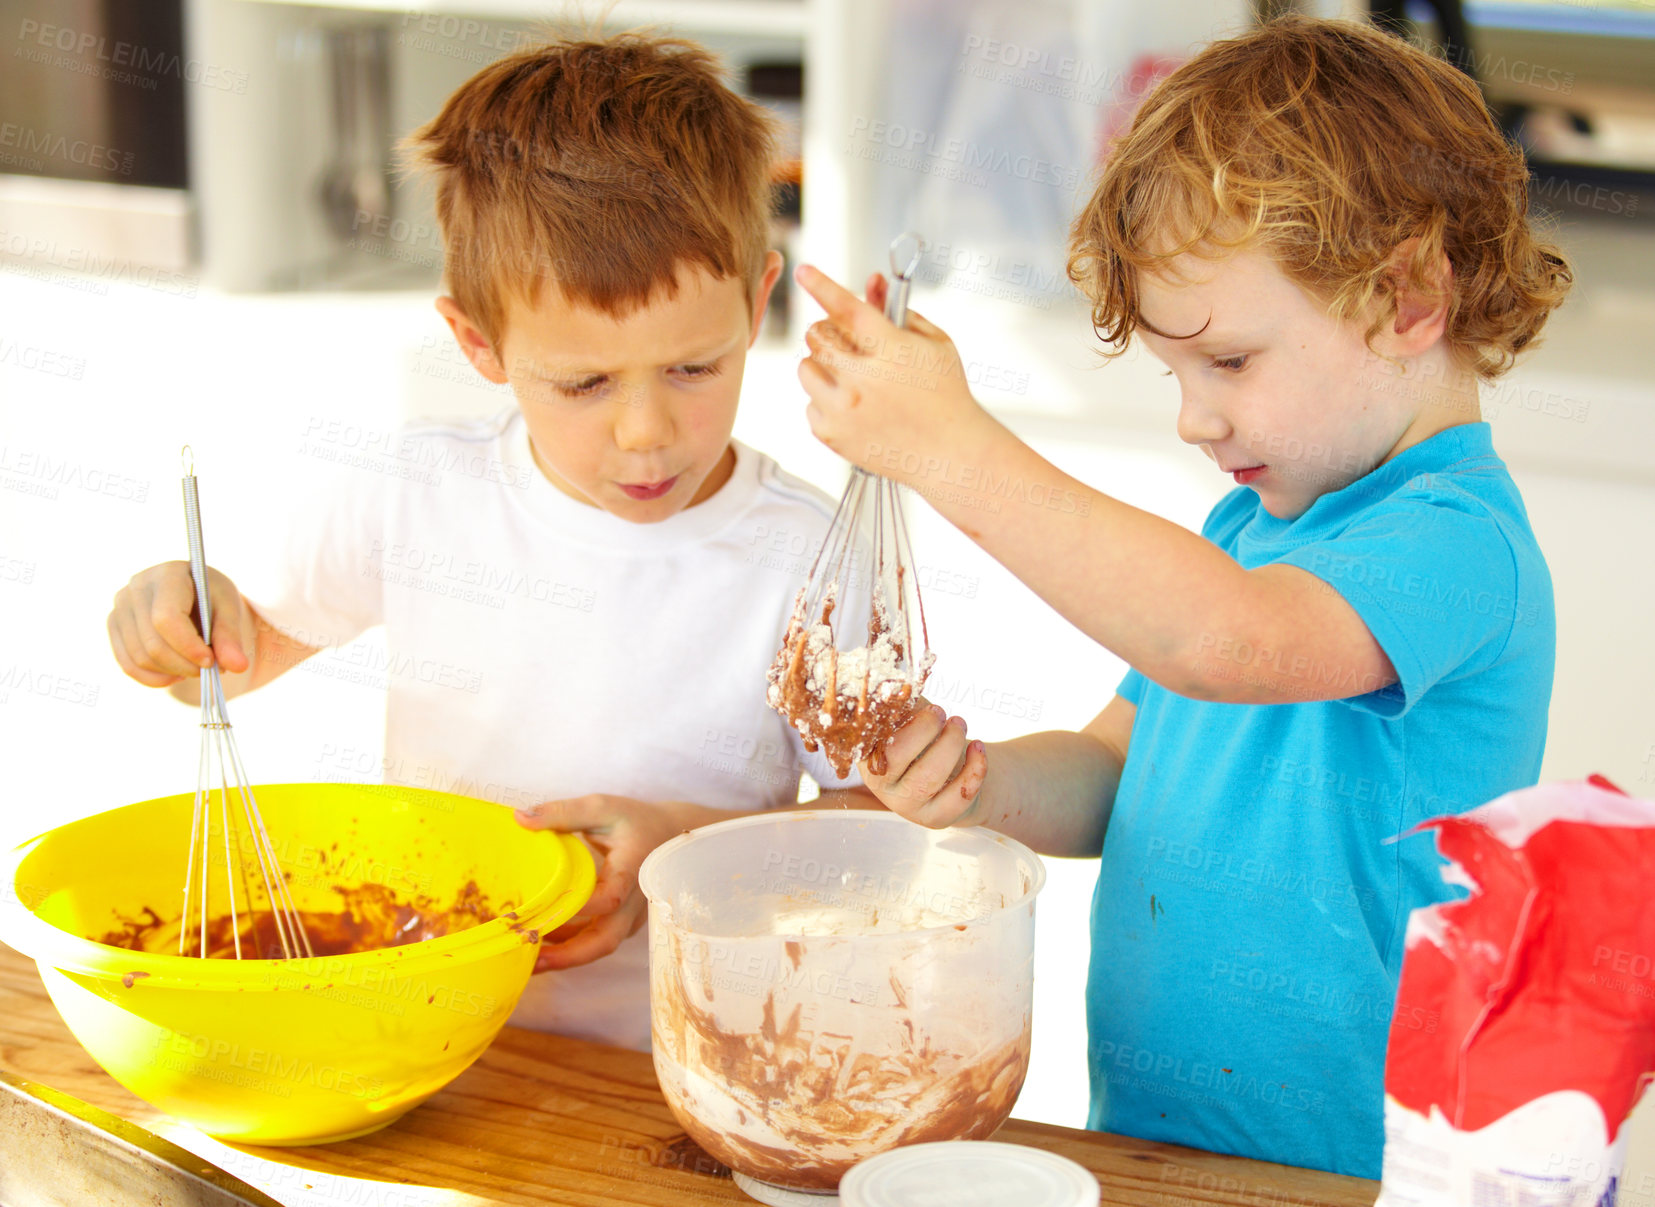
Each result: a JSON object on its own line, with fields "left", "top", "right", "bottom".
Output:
{"left": 662, "top": 786, "right": 886, "bottom": 833}
{"left": 813, "top": 787, "right": 888, "bottom": 811}
{"left": 957, "top": 730, "right": 1122, "bottom": 858}
{"left": 890, "top": 417, "right": 1381, "bottom": 702}
{"left": 662, "top": 749, "right": 1118, "bottom": 859}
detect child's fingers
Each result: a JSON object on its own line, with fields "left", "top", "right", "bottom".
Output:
{"left": 961, "top": 739, "right": 988, "bottom": 795}
{"left": 126, "top": 566, "right": 214, "bottom": 669}
{"left": 805, "top": 314, "right": 914, "bottom": 376}
{"left": 135, "top": 592, "right": 216, "bottom": 679}
{"left": 798, "top": 350, "right": 835, "bottom": 395}
{"left": 794, "top": 263, "right": 886, "bottom": 338}
{"left": 514, "top": 795, "right": 638, "bottom": 918}
{"left": 148, "top": 605, "right": 214, "bottom": 673}
{"left": 206, "top": 574, "right": 253, "bottom": 673}
{"left": 888, "top": 715, "right": 970, "bottom": 808}
{"left": 106, "top": 611, "right": 182, "bottom": 687}
{"left": 865, "top": 272, "right": 888, "bottom": 312}
{"left": 876, "top": 704, "right": 949, "bottom": 783}
{"left": 798, "top": 358, "right": 856, "bottom": 441}
{"left": 916, "top": 740, "right": 988, "bottom": 828}
{"left": 216, "top": 619, "right": 255, "bottom": 677}
{"left": 513, "top": 793, "right": 613, "bottom": 834}
{"left": 803, "top": 318, "right": 863, "bottom": 362}
{"left": 541, "top": 914, "right": 587, "bottom": 942}
{"left": 533, "top": 896, "right": 646, "bottom": 971}
{"left": 901, "top": 308, "right": 949, "bottom": 343}
{"left": 579, "top": 847, "right": 639, "bottom": 920}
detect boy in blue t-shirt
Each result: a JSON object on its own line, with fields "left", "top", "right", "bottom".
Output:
{"left": 786, "top": 16, "right": 1572, "bottom": 1178}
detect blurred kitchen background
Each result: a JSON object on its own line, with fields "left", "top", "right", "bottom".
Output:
{"left": 2, "top": 0, "right": 1653, "bottom": 1174}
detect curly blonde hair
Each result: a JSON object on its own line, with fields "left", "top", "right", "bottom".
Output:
{"left": 1067, "top": 15, "right": 1572, "bottom": 380}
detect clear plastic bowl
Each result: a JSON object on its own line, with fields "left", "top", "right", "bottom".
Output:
{"left": 639, "top": 810, "right": 1045, "bottom": 1199}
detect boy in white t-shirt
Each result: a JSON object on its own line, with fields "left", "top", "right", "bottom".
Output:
{"left": 104, "top": 31, "right": 879, "bottom": 1049}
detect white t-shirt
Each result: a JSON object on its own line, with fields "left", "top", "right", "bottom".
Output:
{"left": 253, "top": 408, "right": 857, "bottom": 1049}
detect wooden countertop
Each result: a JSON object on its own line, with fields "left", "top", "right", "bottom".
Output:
{"left": 0, "top": 942, "right": 1378, "bottom": 1207}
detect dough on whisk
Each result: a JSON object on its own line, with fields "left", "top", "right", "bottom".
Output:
{"left": 765, "top": 582, "right": 934, "bottom": 779}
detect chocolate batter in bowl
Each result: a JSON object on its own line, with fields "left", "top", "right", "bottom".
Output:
{"left": 639, "top": 811, "right": 1045, "bottom": 1204}
{"left": 0, "top": 783, "right": 595, "bottom": 1144}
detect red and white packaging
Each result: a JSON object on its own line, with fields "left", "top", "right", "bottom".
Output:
{"left": 1378, "top": 777, "right": 1655, "bottom": 1207}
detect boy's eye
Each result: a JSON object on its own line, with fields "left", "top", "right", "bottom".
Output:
{"left": 1211, "top": 355, "right": 1250, "bottom": 372}
{"left": 674, "top": 361, "right": 722, "bottom": 380}
{"left": 557, "top": 375, "right": 606, "bottom": 397}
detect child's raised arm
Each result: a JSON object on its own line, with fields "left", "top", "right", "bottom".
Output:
{"left": 795, "top": 266, "right": 1395, "bottom": 707}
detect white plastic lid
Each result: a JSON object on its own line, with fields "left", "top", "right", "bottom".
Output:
{"left": 838, "top": 1141, "right": 1100, "bottom": 1207}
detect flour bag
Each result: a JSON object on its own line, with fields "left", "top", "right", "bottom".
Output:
{"left": 1378, "top": 777, "right": 1655, "bottom": 1207}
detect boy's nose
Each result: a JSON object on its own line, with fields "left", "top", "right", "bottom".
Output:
{"left": 611, "top": 383, "right": 675, "bottom": 450}
{"left": 1175, "top": 390, "right": 1231, "bottom": 447}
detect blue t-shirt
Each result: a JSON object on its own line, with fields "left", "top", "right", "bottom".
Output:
{"left": 1085, "top": 423, "right": 1553, "bottom": 1177}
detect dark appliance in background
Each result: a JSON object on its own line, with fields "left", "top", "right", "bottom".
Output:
{"left": 0, "top": 0, "right": 188, "bottom": 188}
{"left": 0, "top": 0, "right": 192, "bottom": 272}
{"left": 1378, "top": 0, "right": 1655, "bottom": 223}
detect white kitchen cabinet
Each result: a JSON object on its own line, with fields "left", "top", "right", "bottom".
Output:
{"left": 183, "top": 0, "right": 809, "bottom": 291}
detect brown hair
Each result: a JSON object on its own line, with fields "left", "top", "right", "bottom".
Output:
{"left": 1067, "top": 15, "right": 1572, "bottom": 380}
{"left": 402, "top": 31, "right": 778, "bottom": 346}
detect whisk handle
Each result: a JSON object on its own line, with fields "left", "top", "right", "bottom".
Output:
{"left": 883, "top": 231, "right": 922, "bottom": 330}
{"left": 181, "top": 470, "right": 213, "bottom": 641}
{"left": 883, "top": 277, "right": 912, "bottom": 329}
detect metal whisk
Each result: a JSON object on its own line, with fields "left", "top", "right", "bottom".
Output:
{"left": 809, "top": 231, "right": 933, "bottom": 689}
{"left": 766, "top": 235, "right": 934, "bottom": 778}
{"left": 179, "top": 448, "right": 311, "bottom": 960}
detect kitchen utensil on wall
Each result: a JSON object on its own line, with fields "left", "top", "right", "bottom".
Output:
{"left": 318, "top": 25, "right": 393, "bottom": 243}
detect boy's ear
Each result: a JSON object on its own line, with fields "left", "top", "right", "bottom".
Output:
{"left": 1381, "top": 237, "right": 1453, "bottom": 358}
{"left": 746, "top": 250, "right": 787, "bottom": 348}
{"left": 434, "top": 296, "right": 509, "bottom": 384}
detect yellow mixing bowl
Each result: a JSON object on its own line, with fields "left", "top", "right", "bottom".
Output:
{"left": 0, "top": 783, "right": 594, "bottom": 1145}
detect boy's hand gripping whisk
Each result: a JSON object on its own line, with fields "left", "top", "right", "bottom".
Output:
{"left": 766, "top": 234, "right": 935, "bottom": 779}
{"left": 179, "top": 448, "right": 311, "bottom": 959}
